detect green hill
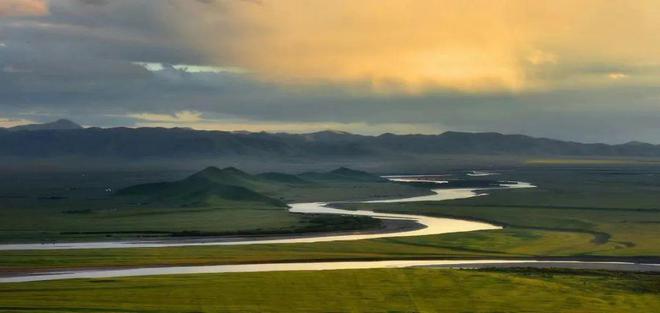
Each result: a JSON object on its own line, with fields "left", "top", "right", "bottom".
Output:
{"left": 116, "top": 167, "right": 287, "bottom": 207}
{"left": 300, "top": 167, "right": 387, "bottom": 182}
{"left": 187, "top": 167, "right": 261, "bottom": 187}
{"left": 116, "top": 166, "right": 391, "bottom": 208}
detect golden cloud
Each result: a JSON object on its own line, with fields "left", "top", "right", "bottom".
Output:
{"left": 0, "top": 117, "right": 35, "bottom": 127}
{"left": 172, "top": 0, "right": 660, "bottom": 93}
{"left": 0, "top": 0, "right": 48, "bottom": 17}
{"left": 128, "top": 111, "right": 204, "bottom": 123}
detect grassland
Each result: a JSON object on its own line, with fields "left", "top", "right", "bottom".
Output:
{"left": 0, "top": 168, "right": 424, "bottom": 243}
{"left": 0, "top": 204, "right": 383, "bottom": 243}
{"left": 0, "top": 268, "right": 658, "bottom": 312}
{"left": 2, "top": 165, "right": 659, "bottom": 273}
{"left": 0, "top": 165, "right": 658, "bottom": 313}
{"left": 348, "top": 165, "right": 660, "bottom": 257}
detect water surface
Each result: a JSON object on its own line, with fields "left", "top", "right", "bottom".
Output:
{"left": 0, "top": 177, "right": 533, "bottom": 251}
{"left": 2, "top": 259, "right": 657, "bottom": 283}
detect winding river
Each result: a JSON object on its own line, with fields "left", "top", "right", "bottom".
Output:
{"left": 2, "top": 260, "right": 659, "bottom": 283}
{"left": 0, "top": 179, "right": 531, "bottom": 251}
{"left": 2, "top": 175, "right": 657, "bottom": 283}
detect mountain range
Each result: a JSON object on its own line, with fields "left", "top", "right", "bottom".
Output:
{"left": 1, "top": 120, "right": 659, "bottom": 164}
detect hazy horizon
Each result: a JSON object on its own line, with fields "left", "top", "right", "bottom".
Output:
{"left": 5, "top": 118, "right": 659, "bottom": 146}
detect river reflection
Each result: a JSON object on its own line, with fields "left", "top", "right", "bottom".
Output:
{"left": 2, "top": 259, "right": 658, "bottom": 283}
{"left": 0, "top": 177, "right": 533, "bottom": 251}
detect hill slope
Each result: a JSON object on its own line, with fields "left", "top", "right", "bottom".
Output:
{"left": 300, "top": 167, "right": 387, "bottom": 182}
{"left": 116, "top": 167, "right": 288, "bottom": 207}
{"left": 115, "top": 166, "right": 394, "bottom": 207}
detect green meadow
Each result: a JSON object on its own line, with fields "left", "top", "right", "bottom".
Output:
{"left": 2, "top": 165, "right": 659, "bottom": 273}
{"left": 0, "top": 167, "right": 423, "bottom": 243}
{"left": 0, "top": 268, "right": 658, "bottom": 313}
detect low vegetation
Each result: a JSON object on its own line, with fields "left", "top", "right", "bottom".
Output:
{"left": 2, "top": 165, "right": 659, "bottom": 272}
{"left": 343, "top": 165, "right": 660, "bottom": 257}
{"left": 0, "top": 166, "right": 425, "bottom": 243}
{"left": 0, "top": 268, "right": 657, "bottom": 312}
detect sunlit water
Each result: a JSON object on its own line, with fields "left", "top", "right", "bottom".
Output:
{"left": 0, "top": 178, "right": 533, "bottom": 251}
{"left": 2, "top": 259, "right": 658, "bottom": 283}
{"left": 1, "top": 176, "right": 657, "bottom": 283}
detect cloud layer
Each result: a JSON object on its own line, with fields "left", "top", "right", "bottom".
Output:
{"left": 1, "top": 0, "right": 660, "bottom": 143}
{"left": 179, "top": 0, "right": 660, "bottom": 93}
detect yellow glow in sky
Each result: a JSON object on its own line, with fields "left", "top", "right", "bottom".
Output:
{"left": 176, "top": 0, "right": 660, "bottom": 93}
{"left": 0, "top": 0, "right": 48, "bottom": 17}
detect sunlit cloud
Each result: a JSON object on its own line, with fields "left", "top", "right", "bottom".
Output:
{"left": 0, "top": 117, "right": 35, "bottom": 128}
{"left": 128, "top": 111, "right": 204, "bottom": 123}
{"left": 2, "top": 0, "right": 660, "bottom": 143}
{"left": 608, "top": 72, "right": 628, "bottom": 80}
{"left": 168, "top": 0, "right": 660, "bottom": 93}
{"left": 0, "top": 0, "right": 49, "bottom": 17}
{"left": 133, "top": 62, "right": 247, "bottom": 74}
{"left": 127, "top": 111, "right": 445, "bottom": 134}
{"left": 134, "top": 120, "right": 446, "bottom": 135}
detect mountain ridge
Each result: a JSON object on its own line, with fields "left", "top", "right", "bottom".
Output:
{"left": 1, "top": 120, "right": 659, "bottom": 159}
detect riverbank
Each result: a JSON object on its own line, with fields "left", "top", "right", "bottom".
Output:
{"left": 0, "top": 178, "right": 515, "bottom": 250}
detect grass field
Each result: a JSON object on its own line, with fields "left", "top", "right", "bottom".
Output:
{"left": 0, "top": 228, "right": 581, "bottom": 272}
{"left": 0, "top": 268, "right": 658, "bottom": 312}
{"left": 0, "top": 203, "right": 384, "bottom": 243}
{"left": 0, "top": 165, "right": 659, "bottom": 272}
{"left": 0, "top": 169, "right": 422, "bottom": 243}
{"left": 347, "top": 165, "right": 660, "bottom": 257}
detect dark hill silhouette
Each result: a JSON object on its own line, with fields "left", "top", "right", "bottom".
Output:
{"left": 299, "top": 167, "right": 386, "bottom": 182}
{"left": 116, "top": 167, "right": 288, "bottom": 207}
{"left": 115, "top": 166, "right": 388, "bottom": 207}
{"left": 2, "top": 120, "right": 660, "bottom": 160}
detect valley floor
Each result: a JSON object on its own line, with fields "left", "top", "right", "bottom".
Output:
{"left": 1, "top": 165, "right": 659, "bottom": 313}
{"left": 2, "top": 166, "right": 659, "bottom": 273}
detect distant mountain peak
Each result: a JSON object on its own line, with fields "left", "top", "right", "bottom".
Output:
{"left": 1, "top": 126, "right": 660, "bottom": 160}
{"left": 330, "top": 167, "right": 371, "bottom": 176}
{"left": 218, "top": 166, "right": 248, "bottom": 175}
{"left": 9, "top": 119, "right": 82, "bottom": 131}
{"left": 197, "top": 166, "right": 222, "bottom": 174}
{"left": 328, "top": 167, "right": 386, "bottom": 181}
{"left": 304, "top": 130, "right": 360, "bottom": 141}
{"left": 189, "top": 166, "right": 252, "bottom": 181}
{"left": 317, "top": 130, "right": 351, "bottom": 135}
{"left": 330, "top": 166, "right": 358, "bottom": 174}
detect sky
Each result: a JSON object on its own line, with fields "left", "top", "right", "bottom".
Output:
{"left": 1, "top": 0, "right": 659, "bottom": 143}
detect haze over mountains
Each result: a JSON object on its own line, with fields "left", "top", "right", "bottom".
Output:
{"left": 2, "top": 120, "right": 659, "bottom": 164}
